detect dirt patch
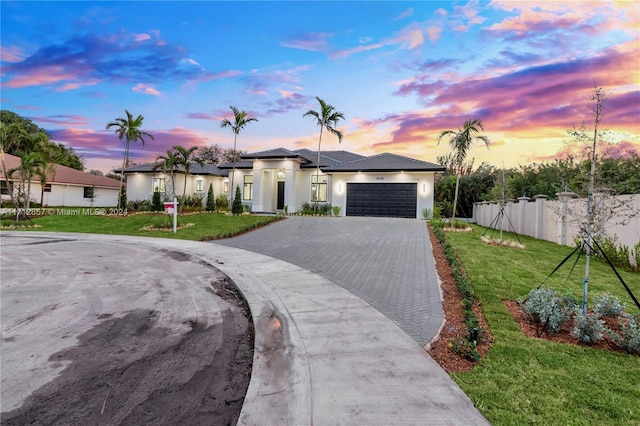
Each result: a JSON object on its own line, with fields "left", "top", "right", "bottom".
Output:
{"left": 426, "top": 225, "right": 494, "bottom": 373}
{"left": 1, "top": 279, "right": 254, "bottom": 426}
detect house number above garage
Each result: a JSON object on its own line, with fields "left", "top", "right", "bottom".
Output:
{"left": 376, "top": 176, "right": 385, "bottom": 180}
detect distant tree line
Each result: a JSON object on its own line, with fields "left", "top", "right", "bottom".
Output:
{"left": 435, "top": 154, "right": 640, "bottom": 218}
{"left": 1, "top": 110, "right": 84, "bottom": 171}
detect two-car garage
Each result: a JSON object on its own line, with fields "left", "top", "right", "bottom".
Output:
{"left": 346, "top": 183, "right": 417, "bottom": 219}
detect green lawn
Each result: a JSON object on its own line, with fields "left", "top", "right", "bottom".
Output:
{"left": 1, "top": 210, "right": 282, "bottom": 241}
{"left": 444, "top": 225, "right": 640, "bottom": 425}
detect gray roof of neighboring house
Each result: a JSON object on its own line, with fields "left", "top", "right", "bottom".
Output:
{"left": 322, "top": 153, "right": 447, "bottom": 172}
{"left": 118, "top": 162, "right": 227, "bottom": 176}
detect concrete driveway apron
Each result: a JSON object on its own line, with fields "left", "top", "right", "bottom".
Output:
{"left": 215, "top": 216, "right": 444, "bottom": 346}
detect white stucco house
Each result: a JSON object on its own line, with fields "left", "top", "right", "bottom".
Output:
{"left": 1, "top": 153, "right": 121, "bottom": 207}
{"left": 120, "top": 148, "right": 446, "bottom": 219}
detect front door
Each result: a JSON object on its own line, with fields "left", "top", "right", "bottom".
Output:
{"left": 277, "top": 181, "right": 285, "bottom": 210}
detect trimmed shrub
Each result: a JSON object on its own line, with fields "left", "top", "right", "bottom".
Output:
{"left": 206, "top": 183, "right": 215, "bottom": 212}
{"left": 152, "top": 191, "right": 163, "bottom": 212}
{"left": 521, "top": 287, "right": 575, "bottom": 334}
{"left": 572, "top": 312, "right": 606, "bottom": 345}
{"left": 232, "top": 186, "right": 243, "bottom": 215}
{"left": 614, "top": 314, "right": 640, "bottom": 354}
{"left": 593, "top": 294, "right": 626, "bottom": 318}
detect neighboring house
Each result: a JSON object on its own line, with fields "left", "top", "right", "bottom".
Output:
{"left": 121, "top": 148, "right": 445, "bottom": 219}
{"left": 1, "top": 153, "right": 121, "bottom": 207}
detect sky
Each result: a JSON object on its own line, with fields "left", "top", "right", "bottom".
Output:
{"left": 1, "top": 0, "right": 639, "bottom": 173}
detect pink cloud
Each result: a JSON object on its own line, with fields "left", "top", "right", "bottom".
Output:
{"left": 134, "top": 33, "right": 151, "bottom": 42}
{"left": 0, "top": 45, "right": 24, "bottom": 62}
{"left": 3, "top": 65, "right": 81, "bottom": 88}
{"left": 132, "top": 83, "right": 161, "bottom": 96}
{"left": 281, "top": 32, "right": 334, "bottom": 52}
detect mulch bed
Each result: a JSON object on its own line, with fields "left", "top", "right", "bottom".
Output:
{"left": 426, "top": 225, "right": 493, "bottom": 373}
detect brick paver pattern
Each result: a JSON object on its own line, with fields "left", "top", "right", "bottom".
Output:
{"left": 215, "top": 216, "right": 443, "bottom": 346}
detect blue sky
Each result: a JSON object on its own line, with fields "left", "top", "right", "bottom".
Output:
{"left": 1, "top": 1, "right": 638, "bottom": 172}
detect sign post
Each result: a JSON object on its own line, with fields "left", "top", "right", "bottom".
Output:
{"left": 163, "top": 198, "right": 179, "bottom": 233}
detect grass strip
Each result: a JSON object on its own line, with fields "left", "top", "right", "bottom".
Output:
{"left": 1, "top": 210, "right": 282, "bottom": 241}
{"left": 444, "top": 224, "right": 640, "bottom": 425}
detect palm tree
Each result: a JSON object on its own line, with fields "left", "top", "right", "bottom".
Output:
{"left": 220, "top": 106, "right": 258, "bottom": 205}
{"left": 437, "top": 118, "right": 489, "bottom": 225}
{"left": 0, "top": 122, "right": 20, "bottom": 208}
{"left": 154, "top": 150, "right": 179, "bottom": 200}
{"left": 106, "top": 110, "right": 154, "bottom": 209}
{"left": 171, "top": 145, "right": 203, "bottom": 213}
{"left": 36, "top": 141, "right": 65, "bottom": 207}
{"left": 303, "top": 96, "right": 344, "bottom": 213}
{"left": 9, "top": 146, "right": 45, "bottom": 219}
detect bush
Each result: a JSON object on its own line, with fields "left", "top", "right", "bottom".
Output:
{"left": 232, "top": 186, "right": 243, "bottom": 215}
{"left": 332, "top": 205, "right": 341, "bottom": 216}
{"left": 521, "top": 287, "right": 575, "bottom": 334}
{"left": 299, "top": 201, "right": 332, "bottom": 215}
{"left": 572, "top": 312, "right": 606, "bottom": 345}
{"left": 613, "top": 314, "right": 640, "bottom": 354}
{"left": 127, "top": 199, "right": 152, "bottom": 212}
{"left": 151, "top": 191, "right": 163, "bottom": 212}
{"left": 206, "top": 183, "right": 215, "bottom": 212}
{"left": 593, "top": 235, "right": 632, "bottom": 269}
{"left": 215, "top": 195, "right": 229, "bottom": 212}
{"left": 593, "top": 294, "right": 626, "bottom": 318}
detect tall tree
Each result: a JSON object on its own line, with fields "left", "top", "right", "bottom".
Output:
{"left": 220, "top": 106, "right": 258, "bottom": 205}
{"left": 171, "top": 145, "right": 203, "bottom": 213}
{"left": 437, "top": 118, "right": 489, "bottom": 224}
{"left": 303, "top": 96, "right": 344, "bottom": 212}
{"left": 154, "top": 150, "right": 179, "bottom": 200}
{"left": 8, "top": 133, "right": 48, "bottom": 218}
{"left": 36, "top": 140, "right": 65, "bottom": 206}
{"left": 106, "top": 110, "right": 154, "bottom": 209}
{"left": 194, "top": 144, "right": 245, "bottom": 165}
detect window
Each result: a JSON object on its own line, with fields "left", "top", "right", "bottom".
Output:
{"left": 83, "top": 186, "right": 95, "bottom": 199}
{"left": 311, "top": 174, "right": 327, "bottom": 202}
{"left": 223, "top": 181, "right": 229, "bottom": 194}
{"left": 243, "top": 175, "right": 253, "bottom": 200}
{"left": 195, "top": 179, "right": 204, "bottom": 192}
{"left": 152, "top": 178, "right": 166, "bottom": 193}
{"left": 44, "top": 184, "right": 52, "bottom": 193}
{"left": 1, "top": 180, "right": 12, "bottom": 195}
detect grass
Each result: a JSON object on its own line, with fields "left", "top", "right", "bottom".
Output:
{"left": 1, "top": 210, "right": 283, "bottom": 241}
{"left": 443, "top": 224, "right": 640, "bottom": 425}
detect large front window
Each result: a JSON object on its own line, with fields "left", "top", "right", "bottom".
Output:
{"left": 152, "top": 177, "right": 166, "bottom": 193}
{"left": 311, "top": 174, "right": 327, "bottom": 202}
{"left": 243, "top": 175, "right": 253, "bottom": 200}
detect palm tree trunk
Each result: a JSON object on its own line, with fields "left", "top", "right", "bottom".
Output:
{"left": 0, "top": 148, "right": 17, "bottom": 209}
{"left": 118, "top": 140, "right": 129, "bottom": 210}
{"left": 451, "top": 173, "right": 460, "bottom": 226}
{"left": 314, "top": 127, "right": 324, "bottom": 214}
{"left": 229, "top": 133, "right": 238, "bottom": 209}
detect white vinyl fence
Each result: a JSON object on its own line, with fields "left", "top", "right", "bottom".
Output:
{"left": 473, "top": 193, "right": 640, "bottom": 266}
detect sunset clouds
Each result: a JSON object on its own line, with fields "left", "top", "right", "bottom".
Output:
{"left": 1, "top": 1, "right": 637, "bottom": 172}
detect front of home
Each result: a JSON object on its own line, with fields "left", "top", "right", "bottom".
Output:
{"left": 121, "top": 148, "right": 445, "bottom": 219}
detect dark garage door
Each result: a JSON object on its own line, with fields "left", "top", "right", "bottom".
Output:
{"left": 346, "top": 183, "right": 417, "bottom": 218}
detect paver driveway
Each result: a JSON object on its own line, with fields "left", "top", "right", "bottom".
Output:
{"left": 215, "top": 216, "right": 444, "bottom": 345}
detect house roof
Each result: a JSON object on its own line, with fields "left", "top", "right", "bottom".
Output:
{"left": 1, "top": 153, "right": 122, "bottom": 188}
{"left": 293, "top": 149, "right": 366, "bottom": 168}
{"left": 322, "top": 153, "right": 447, "bottom": 173}
{"left": 241, "top": 148, "right": 307, "bottom": 161}
{"left": 118, "top": 162, "right": 227, "bottom": 176}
